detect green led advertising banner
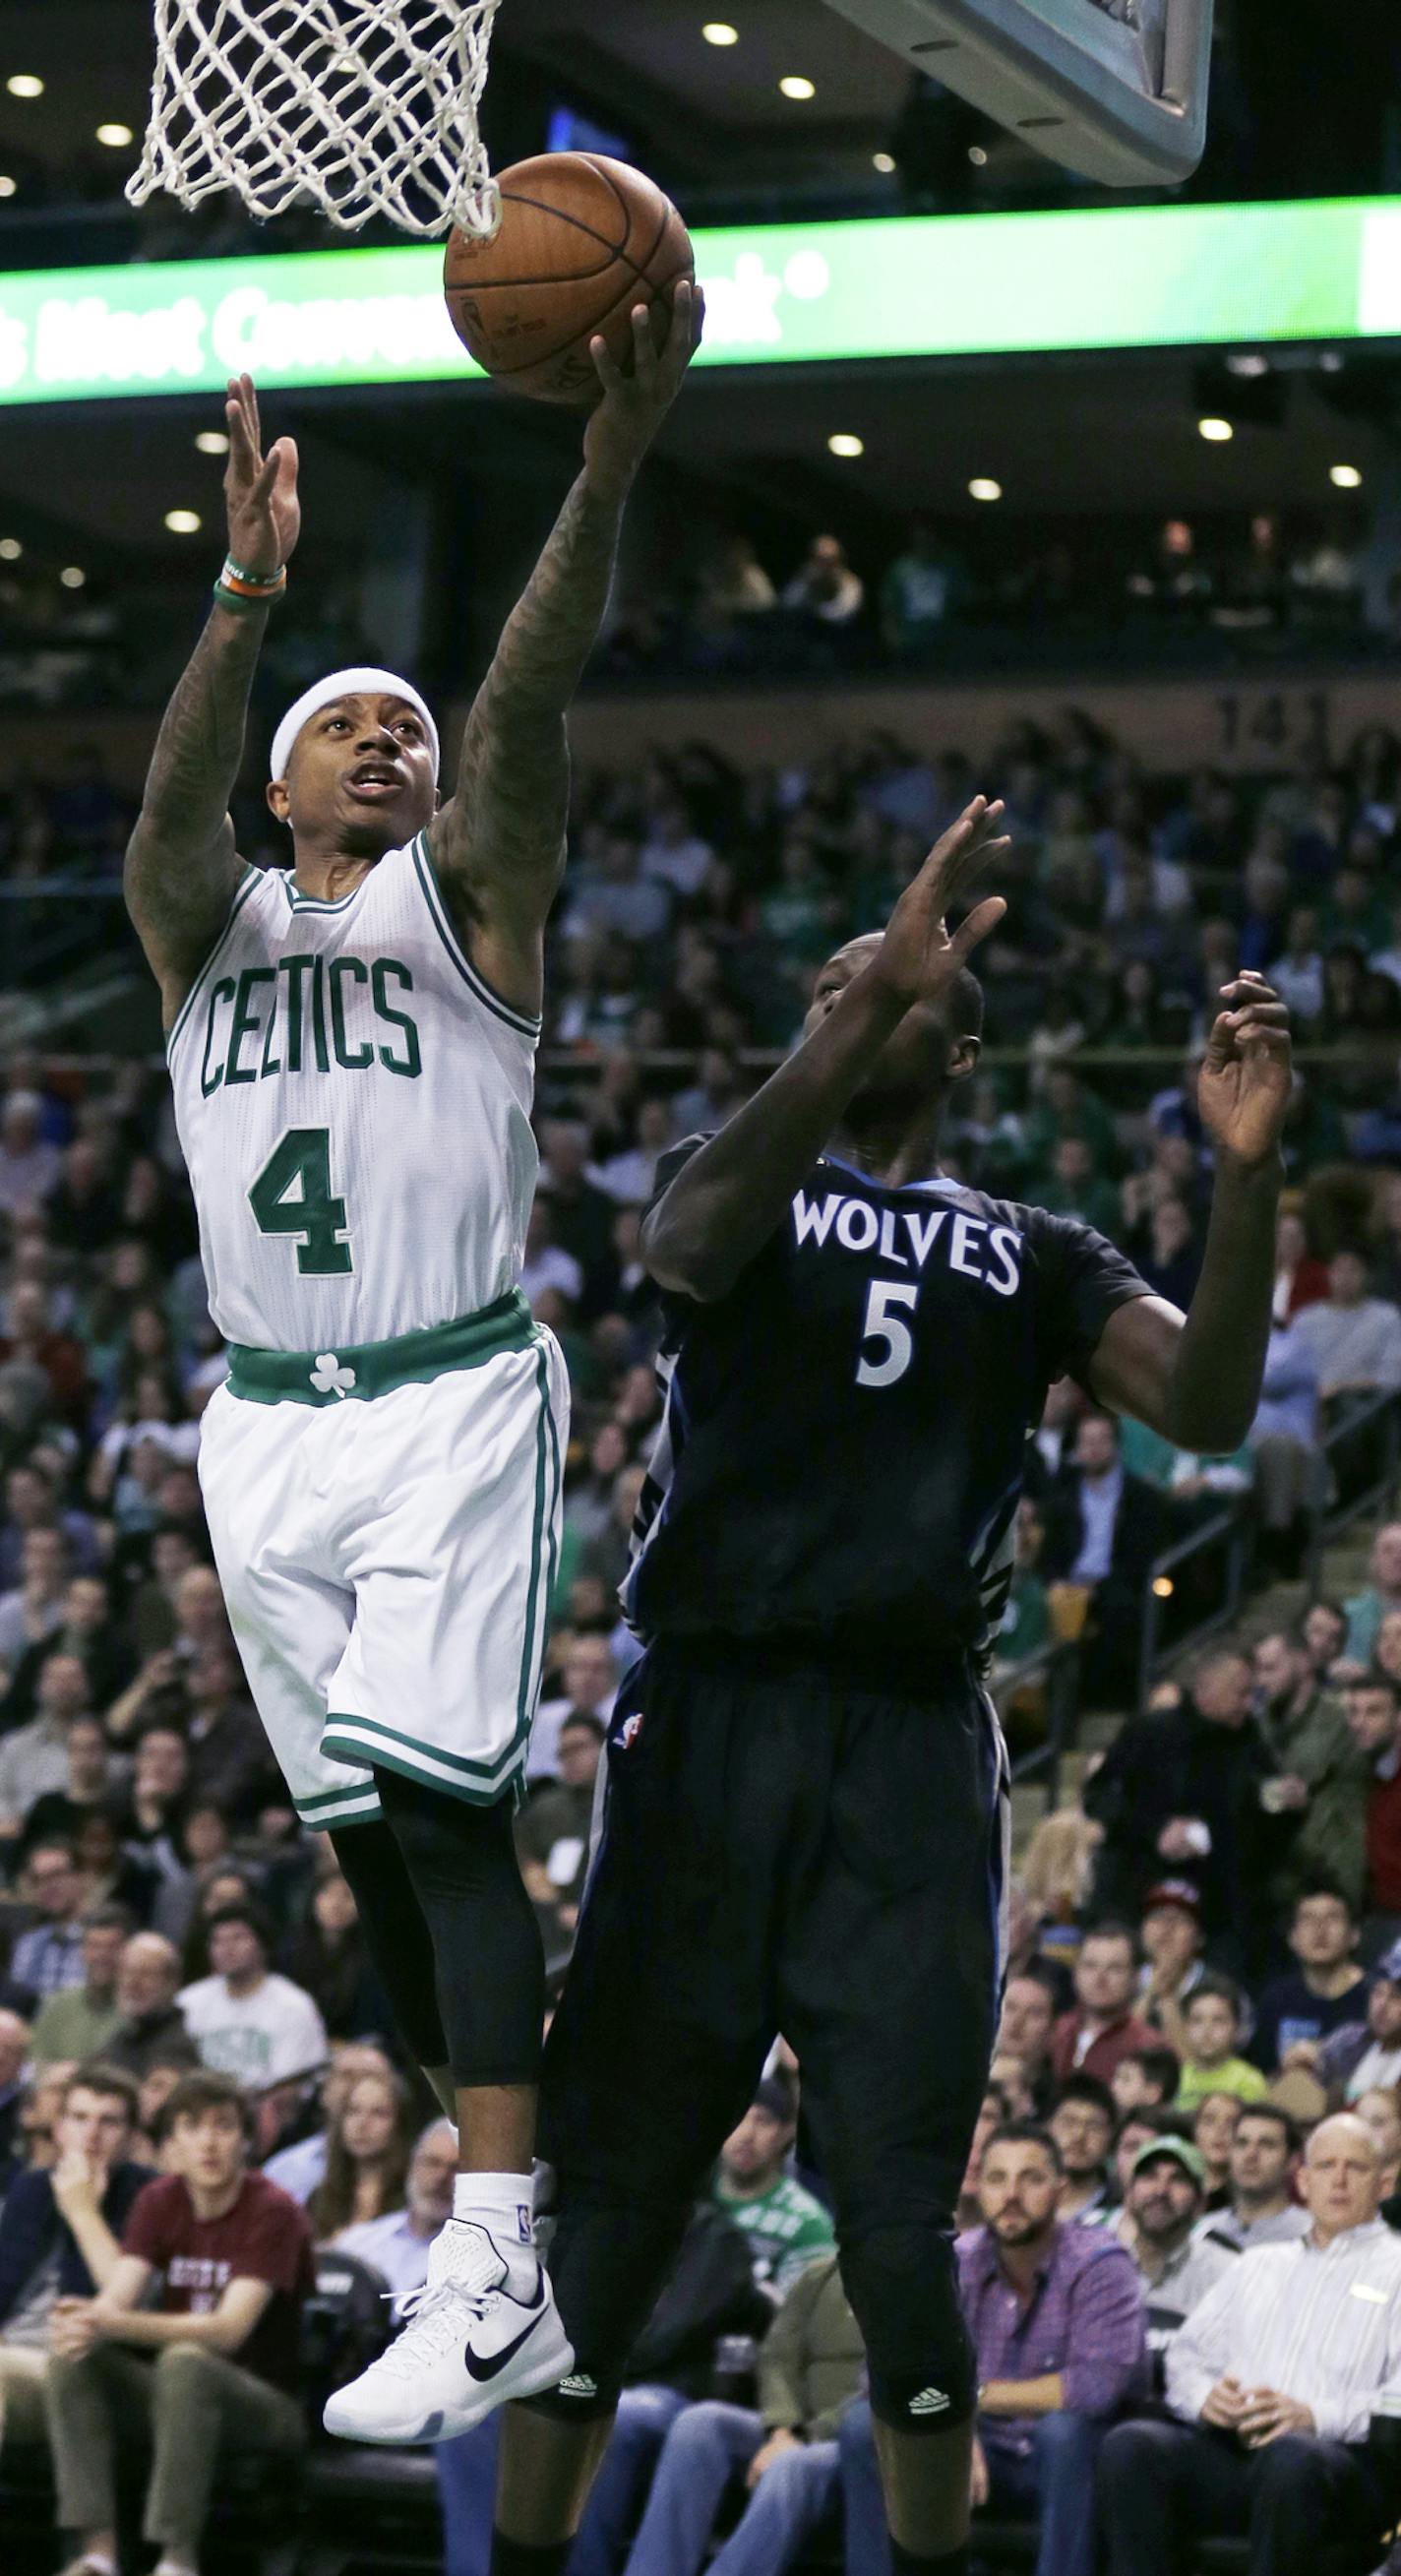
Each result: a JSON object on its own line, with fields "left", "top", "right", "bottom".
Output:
{"left": 1, "top": 197, "right": 1400, "bottom": 405}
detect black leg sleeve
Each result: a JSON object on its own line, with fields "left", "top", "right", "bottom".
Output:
{"left": 330, "top": 1817, "right": 450, "bottom": 2071}
{"left": 374, "top": 1767, "right": 545, "bottom": 2089}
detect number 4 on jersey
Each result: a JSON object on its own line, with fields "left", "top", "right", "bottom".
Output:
{"left": 856, "top": 1279, "right": 918, "bottom": 1388}
{"left": 249, "top": 1128, "right": 352, "bottom": 1277}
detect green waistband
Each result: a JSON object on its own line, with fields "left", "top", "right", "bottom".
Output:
{"left": 225, "top": 1289, "right": 536, "bottom": 1406}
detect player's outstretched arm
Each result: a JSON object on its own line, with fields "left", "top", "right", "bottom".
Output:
{"left": 1085, "top": 973, "right": 1292, "bottom": 1449}
{"left": 427, "top": 283, "right": 703, "bottom": 1021}
{"left": 643, "top": 799, "right": 1010, "bottom": 1302}
{"left": 124, "top": 374, "right": 300, "bottom": 1027}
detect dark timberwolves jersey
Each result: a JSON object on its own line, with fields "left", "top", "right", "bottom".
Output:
{"left": 623, "top": 1138, "right": 1153, "bottom": 1663}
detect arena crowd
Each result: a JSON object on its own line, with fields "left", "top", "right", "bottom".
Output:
{"left": 3, "top": 703, "right": 1401, "bottom": 2571}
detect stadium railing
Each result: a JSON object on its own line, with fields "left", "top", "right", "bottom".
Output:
{"left": 1304, "top": 1385, "right": 1401, "bottom": 1593}
{"left": 1134, "top": 1503, "right": 1251, "bottom": 1713}
{"left": 1015, "top": 1389, "right": 1401, "bottom": 1819}
{"left": 0, "top": 879, "right": 133, "bottom": 993}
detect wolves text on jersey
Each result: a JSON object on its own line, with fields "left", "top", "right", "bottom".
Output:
{"left": 200, "top": 953, "right": 422, "bottom": 1096}
{"left": 790, "top": 1187, "right": 1024, "bottom": 1299}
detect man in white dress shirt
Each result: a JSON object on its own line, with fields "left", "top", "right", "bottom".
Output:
{"left": 1098, "top": 2113, "right": 1401, "bottom": 2575}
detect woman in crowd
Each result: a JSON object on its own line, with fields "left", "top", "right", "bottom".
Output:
{"left": 308, "top": 2066, "right": 414, "bottom": 2245}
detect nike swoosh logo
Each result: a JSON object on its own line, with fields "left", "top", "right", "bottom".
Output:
{"left": 463, "top": 2276, "right": 546, "bottom": 2384}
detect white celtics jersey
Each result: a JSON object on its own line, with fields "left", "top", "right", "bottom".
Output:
{"left": 169, "top": 832, "right": 539, "bottom": 1351}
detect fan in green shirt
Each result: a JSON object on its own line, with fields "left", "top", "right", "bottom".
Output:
{"left": 711, "top": 2081, "right": 835, "bottom": 2299}
{"left": 1175, "top": 1979, "right": 1270, "bottom": 2114}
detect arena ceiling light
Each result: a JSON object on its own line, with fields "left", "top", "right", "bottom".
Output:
{"left": 0, "top": 178, "right": 15, "bottom": 200}
{"left": 1193, "top": 352, "right": 1287, "bottom": 431}
{"left": 701, "top": 21, "right": 739, "bottom": 42}
{"left": 0, "top": 537, "right": 22, "bottom": 561}
{"left": 779, "top": 75, "right": 817, "bottom": 98}
{"left": 194, "top": 429, "right": 229, "bottom": 455}
{"left": 969, "top": 476, "right": 1003, "bottom": 500}
{"left": 827, "top": 432, "right": 864, "bottom": 456}
{"left": 95, "top": 124, "right": 135, "bottom": 149}
{"left": 872, "top": 151, "right": 895, "bottom": 171}
{"left": 164, "top": 508, "right": 202, "bottom": 532}
{"left": 1197, "top": 415, "right": 1233, "bottom": 441}
{"left": 5, "top": 74, "right": 43, "bottom": 98}
{"left": 59, "top": 566, "right": 86, "bottom": 588}
{"left": 1330, "top": 463, "right": 1363, "bottom": 488}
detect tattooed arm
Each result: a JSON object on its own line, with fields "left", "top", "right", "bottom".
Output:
{"left": 125, "top": 373, "right": 300, "bottom": 1027}
{"left": 125, "top": 605, "right": 267, "bottom": 1024}
{"left": 427, "top": 285, "right": 701, "bottom": 1020}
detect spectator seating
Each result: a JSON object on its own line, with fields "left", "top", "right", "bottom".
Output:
{"left": 0, "top": 2248, "right": 418, "bottom": 2576}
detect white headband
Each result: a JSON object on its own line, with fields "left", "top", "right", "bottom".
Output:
{"left": 269, "top": 666, "right": 440, "bottom": 787}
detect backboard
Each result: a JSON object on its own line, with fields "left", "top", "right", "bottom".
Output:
{"left": 822, "top": 0, "right": 1213, "bottom": 187}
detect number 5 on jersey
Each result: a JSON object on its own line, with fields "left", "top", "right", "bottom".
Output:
{"left": 249, "top": 1128, "right": 352, "bottom": 1276}
{"left": 856, "top": 1279, "right": 918, "bottom": 1388}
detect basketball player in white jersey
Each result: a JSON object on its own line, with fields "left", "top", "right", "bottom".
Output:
{"left": 125, "top": 293, "right": 700, "bottom": 2444}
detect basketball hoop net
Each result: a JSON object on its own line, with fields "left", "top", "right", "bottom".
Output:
{"left": 126, "top": 0, "right": 504, "bottom": 238}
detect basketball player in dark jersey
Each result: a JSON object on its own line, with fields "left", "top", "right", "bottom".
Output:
{"left": 485, "top": 797, "right": 1293, "bottom": 2576}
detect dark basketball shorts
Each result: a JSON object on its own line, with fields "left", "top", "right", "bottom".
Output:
{"left": 535, "top": 1633, "right": 1011, "bottom": 2415}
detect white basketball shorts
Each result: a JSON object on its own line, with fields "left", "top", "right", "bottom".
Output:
{"left": 198, "top": 1295, "right": 568, "bottom": 1831}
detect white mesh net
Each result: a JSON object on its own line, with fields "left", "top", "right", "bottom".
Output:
{"left": 126, "top": 0, "right": 504, "bottom": 238}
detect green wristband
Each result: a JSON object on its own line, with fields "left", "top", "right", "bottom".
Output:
{"left": 213, "top": 579, "right": 277, "bottom": 614}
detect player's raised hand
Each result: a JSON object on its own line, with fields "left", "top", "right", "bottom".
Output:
{"left": 872, "top": 796, "right": 1011, "bottom": 1010}
{"left": 1197, "top": 973, "right": 1293, "bottom": 1168}
{"left": 582, "top": 279, "right": 704, "bottom": 497}
{"left": 223, "top": 372, "right": 301, "bottom": 577}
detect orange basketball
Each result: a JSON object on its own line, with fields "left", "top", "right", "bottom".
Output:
{"left": 444, "top": 152, "right": 695, "bottom": 407}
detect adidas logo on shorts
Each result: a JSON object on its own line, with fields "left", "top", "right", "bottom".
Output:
{"left": 908, "top": 2386, "right": 950, "bottom": 2417}
{"left": 556, "top": 2372, "right": 600, "bottom": 2400}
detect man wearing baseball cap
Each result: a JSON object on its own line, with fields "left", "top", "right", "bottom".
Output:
{"left": 1113, "top": 2136, "right": 1237, "bottom": 2374}
{"left": 1137, "top": 1880, "right": 1207, "bottom": 2059}
{"left": 711, "top": 2081, "right": 834, "bottom": 2300}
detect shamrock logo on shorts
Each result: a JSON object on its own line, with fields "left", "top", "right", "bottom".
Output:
{"left": 310, "top": 1352, "right": 356, "bottom": 1399}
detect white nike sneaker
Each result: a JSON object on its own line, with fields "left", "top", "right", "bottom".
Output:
{"left": 323, "top": 2219, "right": 573, "bottom": 2445}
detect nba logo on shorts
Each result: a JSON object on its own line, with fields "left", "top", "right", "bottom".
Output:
{"left": 617, "top": 1711, "right": 644, "bottom": 1750}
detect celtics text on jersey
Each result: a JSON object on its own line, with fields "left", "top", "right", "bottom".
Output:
{"left": 169, "top": 833, "right": 539, "bottom": 1352}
